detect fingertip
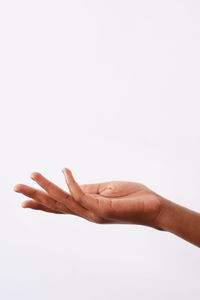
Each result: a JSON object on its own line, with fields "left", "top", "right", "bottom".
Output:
{"left": 62, "top": 169, "right": 69, "bottom": 186}
{"left": 14, "top": 184, "right": 21, "bottom": 192}
{"left": 30, "top": 172, "right": 41, "bottom": 180}
{"left": 62, "top": 168, "right": 72, "bottom": 180}
{"left": 62, "top": 168, "right": 66, "bottom": 174}
{"left": 62, "top": 168, "right": 71, "bottom": 174}
{"left": 21, "top": 202, "right": 26, "bottom": 208}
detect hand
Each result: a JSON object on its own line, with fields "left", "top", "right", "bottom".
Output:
{"left": 14, "top": 169, "right": 200, "bottom": 247}
{"left": 14, "top": 168, "right": 163, "bottom": 229}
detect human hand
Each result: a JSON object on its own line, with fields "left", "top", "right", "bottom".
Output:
{"left": 14, "top": 168, "right": 163, "bottom": 229}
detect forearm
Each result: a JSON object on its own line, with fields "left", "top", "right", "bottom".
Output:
{"left": 156, "top": 198, "right": 200, "bottom": 247}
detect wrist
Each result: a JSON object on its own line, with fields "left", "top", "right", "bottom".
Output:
{"left": 154, "top": 196, "right": 177, "bottom": 232}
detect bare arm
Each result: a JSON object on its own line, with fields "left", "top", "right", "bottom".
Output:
{"left": 156, "top": 198, "right": 200, "bottom": 247}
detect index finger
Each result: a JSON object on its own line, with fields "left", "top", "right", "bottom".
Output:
{"left": 30, "top": 172, "right": 72, "bottom": 204}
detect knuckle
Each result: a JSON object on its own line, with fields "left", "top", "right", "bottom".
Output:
{"left": 55, "top": 201, "right": 64, "bottom": 212}
{"left": 64, "top": 193, "right": 71, "bottom": 202}
{"left": 44, "top": 180, "right": 51, "bottom": 190}
{"left": 32, "top": 189, "right": 38, "bottom": 198}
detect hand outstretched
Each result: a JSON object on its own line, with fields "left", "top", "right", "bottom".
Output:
{"left": 14, "top": 168, "right": 163, "bottom": 229}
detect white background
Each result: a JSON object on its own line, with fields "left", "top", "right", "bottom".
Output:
{"left": 0, "top": 0, "right": 200, "bottom": 299}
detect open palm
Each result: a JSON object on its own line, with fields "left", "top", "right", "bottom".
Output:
{"left": 14, "top": 168, "right": 162, "bottom": 229}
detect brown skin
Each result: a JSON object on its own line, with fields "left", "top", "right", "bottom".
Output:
{"left": 14, "top": 168, "right": 200, "bottom": 247}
